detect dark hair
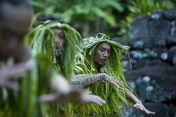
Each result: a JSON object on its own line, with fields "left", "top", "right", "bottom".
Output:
{"left": 93, "top": 33, "right": 111, "bottom": 40}
{"left": 33, "top": 14, "right": 65, "bottom": 27}
{"left": 0, "top": 0, "right": 31, "bottom": 7}
{"left": 37, "top": 14, "right": 64, "bottom": 23}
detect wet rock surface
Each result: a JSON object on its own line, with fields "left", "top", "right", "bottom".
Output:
{"left": 115, "top": 8, "right": 176, "bottom": 117}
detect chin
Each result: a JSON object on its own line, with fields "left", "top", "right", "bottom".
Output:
{"left": 55, "top": 54, "right": 61, "bottom": 58}
{"left": 99, "top": 63, "right": 105, "bottom": 68}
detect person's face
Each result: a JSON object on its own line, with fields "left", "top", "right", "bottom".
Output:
{"left": 0, "top": 3, "right": 32, "bottom": 60}
{"left": 54, "top": 28, "right": 65, "bottom": 58}
{"left": 94, "top": 42, "right": 111, "bottom": 68}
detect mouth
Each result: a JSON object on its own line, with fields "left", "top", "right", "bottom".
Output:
{"left": 101, "top": 59, "right": 107, "bottom": 64}
{"left": 55, "top": 49, "right": 62, "bottom": 57}
{"left": 54, "top": 43, "right": 63, "bottom": 57}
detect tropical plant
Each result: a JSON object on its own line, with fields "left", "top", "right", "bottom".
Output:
{"left": 31, "top": 0, "right": 124, "bottom": 37}
{"left": 118, "top": 0, "right": 176, "bottom": 40}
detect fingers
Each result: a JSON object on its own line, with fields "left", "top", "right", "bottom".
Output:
{"left": 86, "top": 95, "right": 106, "bottom": 106}
{"left": 114, "top": 79, "right": 123, "bottom": 89}
{"left": 7, "top": 58, "right": 14, "bottom": 67}
{"left": 4, "top": 81, "right": 20, "bottom": 91}
{"left": 148, "top": 111, "right": 155, "bottom": 115}
{"left": 7, "top": 61, "right": 33, "bottom": 78}
{"left": 105, "top": 76, "right": 123, "bottom": 89}
{"left": 39, "top": 93, "right": 60, "bottom": 103}
{"left": 83, "top": 90, "right": 92, "bottom": 94}
{"left": 14, "top": 61, "right": 33, "bottom": 73}
{"left": 142, "top": 107, "right": 155, "bottom": 115}
{"left": 133, "top": 103, "right": 155, "bottom": 115}
{"left": 110, "top": 80, "right": 123, "bottom": 89}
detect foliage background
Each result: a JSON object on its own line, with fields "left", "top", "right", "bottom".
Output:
{"left": 31, "top": 0, "right": 176, "bottom": 39}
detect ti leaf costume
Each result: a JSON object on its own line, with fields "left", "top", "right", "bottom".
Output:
{"left": 25, "top": 20, "right": 82, "bottom": 116}
{"left": 71, "top": 33, "right": 133, "bottom": 116}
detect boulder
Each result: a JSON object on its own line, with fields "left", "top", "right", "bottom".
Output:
{"left": 170, "top": 46, "right": 176, "bottom": 66}
{"left": 163, "top": 8, "right": 176, "bottom": 21}
{"left": 125, "top": 66, "right": 176, "bottom": 102}
{"left": 148, "top": 19, "right": 170, "bottom": 37}
{"left": 128, "top": 36, "right": 167, "bottom": 49}
{"left": 129, "top": 14, "right": 149, "bottom": 39}
{"left": 131, "top": 58, "right": 170, "bottom": 69}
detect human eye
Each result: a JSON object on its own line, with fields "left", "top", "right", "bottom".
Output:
{"left": 108, "top": 50, "right": 111, "bottom": 54}
{"left": 59, "top": 34, "right": 64, "bottom": 38}
{"left": 100, "top": 48, "right": 105, "bottom": 52}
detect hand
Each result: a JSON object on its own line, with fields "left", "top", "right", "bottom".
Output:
{"left": 76, "top": 91, "right": 106, "bottom": 105}
{"left": 0, "top": 58, "right": 32, "bottom": 90}
{"left": 39, "top": 75, "right": 106, "bottom": 106}
{"left": 103, "top": 74, "right": 123, "bottom": 89}
{"left": 133, "top": 101, "right": 155, "bottom": 115}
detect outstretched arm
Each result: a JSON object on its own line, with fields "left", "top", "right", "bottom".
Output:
{"left": 39, "top": 74, "right": 106, "bottom": 105}
{"left": 124, "top": 88, "right": 155, "bottom": 115}
{"left": 0, "top": 58, "right": 32, "bottom": 90}
{"left": 72, "top": 73, "right": 123, "bottom": 88}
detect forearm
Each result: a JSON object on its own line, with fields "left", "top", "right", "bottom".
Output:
{"left": 72, "top": 73, "right": 106, "bottom": 86}
{"left": 125, "top": 89, "right": 155, "bottom": 115}
{"left": 125, "top": 88, "right": 141, "bottom": 104}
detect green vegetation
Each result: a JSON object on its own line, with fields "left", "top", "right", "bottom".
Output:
{"left": 31, "top": 0, "right": 124, "bottom": 37}
{"left": 31, "top": 0, "right": 176, "bottom": 39}
{"left": 118, "top": 0, "right": 176, "bottom": 39}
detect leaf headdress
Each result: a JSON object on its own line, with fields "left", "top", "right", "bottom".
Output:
{"left": 26, "top": 21, "right": 82, "bottom": 81}
{"left": 78, "top": 33, "right": 130, "bottom": 83}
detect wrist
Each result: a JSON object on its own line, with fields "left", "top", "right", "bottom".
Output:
{"left": 135, "top": 100, "right": 142, "bottom": 104}
{"left": 99, "top": 73, "right": 106, "bottom": 80}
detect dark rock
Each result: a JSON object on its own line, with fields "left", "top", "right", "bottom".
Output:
{"left": 131, "top": 58, "right": 170, "bottom": 69}
{"left": 170, "top": 46, "right": 176, "bottom": 53}
{"left": 148, "top": 19, "right": 170, "bottom": 37}
{"left": 111, "top": 37, "right": 128, "bottom": 46}
{"left": 150, "top": 9, "right": 164, "bottom": 20}
{"left": 125, "top": 66, "right": 176, "bottom": 102}
{"left": 122, "top": 60, "right": 131, "bottom": 72}
{"left": 167, "top": 21, "right": 176, "bottom": 45}
{"left": 128, "top": 38, "right": 145, "bottom": 49}
{"left": 130, "top": 48, "right": 172, "bottom": 61}
{"left": 170, "top": 46, "right": 176, "bottom": 65}
{"left": 142, "top": 103, "right": 168, "bottom": 117}
{"left": 123, "top": 8, "right": 176, "bottom": 117}
{"left": 128, "top": 36, "right": 167, "bottom": 49}
{"left": 171, "top": 53, "right": 176, "bottom": 66}
{"left": 152, "top": 48, "right": 171, "bottom": 62}
{"left": 130, "top": 50, "right": 148, "bottom": 59}
{"left": 163, "top": 8, "right": 176, "bottom": 21}
{"left": 129, "top": 14, "right": 149, "bottom": 39}
{"left": 167, "top": 36, "right": 176, "bottom": 46}
{"left": 144, "top": 48, "right": 158, "bottom": 58}
{"left": 171, "top": 21, "right": 176, "bottom": 36}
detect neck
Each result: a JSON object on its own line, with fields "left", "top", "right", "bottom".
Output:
{"left": 95, "top": 63, "right": 101, "bottom": 73}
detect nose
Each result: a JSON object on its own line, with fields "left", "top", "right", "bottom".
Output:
{"left": 55, "top": 36, "right": 60, "bottom": 42}
{"left": 103, "top": 51, "right": 108, "bottom": 58}
{"left": 55, "top": 35, "right": 64, "bottom": 47}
